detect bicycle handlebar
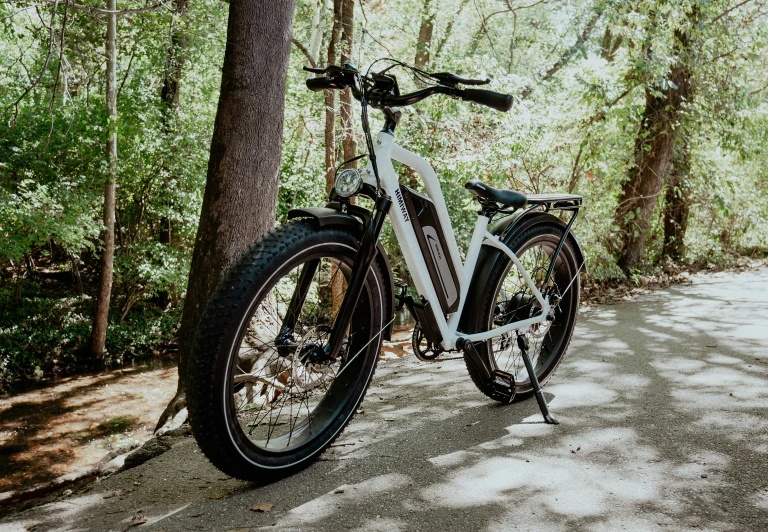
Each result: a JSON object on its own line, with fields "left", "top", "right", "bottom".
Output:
{"left": 460, "top": 88, "right": 513, "bottom": 112}
{"left": 303, "top": 65, "right": 514, "bottom": 113}
{"left": 380, "top": 85, "right": 513, "bottom": 113}
{"left": 305, "top": 76, "right": 337, "bottom": 92}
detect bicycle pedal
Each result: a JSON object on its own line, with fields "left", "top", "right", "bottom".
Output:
{"left": 488, "top": 370, "right": 515, "bottom": 404}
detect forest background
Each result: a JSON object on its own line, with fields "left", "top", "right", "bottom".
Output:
{"left": 1, "top": 0, "right": 767, "bottom": 389}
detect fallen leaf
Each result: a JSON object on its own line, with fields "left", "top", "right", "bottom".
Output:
{"left": 208, "top": 492, "right": 231, "bottom": 500}
{"left": 122, "top": 515, "right": 147, "bottom": 531}
{"left": 251, "top": 502, "right": 275, "bottom": 513}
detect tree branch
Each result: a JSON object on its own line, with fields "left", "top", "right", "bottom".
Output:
{"left": 291, "top": 36, "right": 316, "bottom": 68}
{"left": 3, "top": 0, "right": 59, "bottom": 126}
{"left": 434, "top": 0, "right": 470, "bottom": 60}
{"left": 520, "top": 10, "right": 601, "bottom": 100}
{"left": 711, "top": 0, "right": 754, "bottom": 24}
{"left": 40, "top": 0, "right": 172, "bottom": 15}
{"left": 46, "top": 0, "right": 69, "bottom": 145}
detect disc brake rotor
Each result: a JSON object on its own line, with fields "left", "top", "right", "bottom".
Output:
{"left": 291, "top": 327, "right": 334, "bottom": 391}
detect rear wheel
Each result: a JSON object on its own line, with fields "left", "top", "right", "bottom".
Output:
{"left": 187, "top": 222, "right": 386, "bottom": 481}
{"left": 465, "top": 223, "right": 580, "bottom": 402}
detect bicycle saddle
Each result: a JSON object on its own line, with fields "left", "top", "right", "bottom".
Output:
{"left": 465, "top": 180, "right": 527, "bottom": 209}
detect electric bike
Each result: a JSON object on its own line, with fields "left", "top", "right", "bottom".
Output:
{"left": 186, "top": 60, "right": 586, "bottom": 481}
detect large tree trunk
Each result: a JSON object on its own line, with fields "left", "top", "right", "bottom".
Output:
{"left": 88, "top": 0, "right": 118, "bottom": 359}
{"left": 662, "top": 140, "right": 691, "bottom": 262}
{"left": 323, "top": 0, "right": 346, "bottom": 320}
{"left": 339, "top": 0, "right": 356, "bottom": 167}
{"left": 156, "top": 0, "right": 297, "bottom": 431}
{"left": 613, "top": 28, "right": 691, "bottom": 273}
{"left": 158, "top": 0, "right": 190, "bottom": 309}
{"left": 414, "top": 0, "right": 434, "bottom": 70}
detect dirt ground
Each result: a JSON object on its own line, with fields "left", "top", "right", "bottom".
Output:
{"left": 0, "top": 323, "right": 416, "bottom": 497}
{"left": 0, "top": 365, "right": 178, "bottom": 494}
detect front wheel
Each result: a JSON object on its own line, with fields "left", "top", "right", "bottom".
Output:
{"left": 187, "top": 221, "right": 387, "bottom": 481}
{"left": 464, "top": 223, "right": 581, "bottom": 402}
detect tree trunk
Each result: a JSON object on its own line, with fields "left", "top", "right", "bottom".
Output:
{"left": 88, "top": 0, "right": 118, "bottom": 359}
{"left": 158, "top": 0, "right": 190, "bottom": 309}
{"left": 308, "top": 0, "right": 325, "bottom": 64}
{"left": 662, "top": 139, "right": 691, "bottom": 262}
{"left": 324, "top": 0, "right": 342, "bottom": 194}
{"left": 156, "top": 0, "right": 297, "bottom": 431}
{"left": 323, "top": 0, "right": 345, "bottom": 320}
{"left": 339, "top": 0, "right": 356, "bottom": 167}
{"left": 613, "top": 28, "right": 691, "bottom": 273}
{"left": 414, "top": 0, "right": 434, "bottom": 70}
{"left": 434, "top": 0, "right": 469, "bottom": 62}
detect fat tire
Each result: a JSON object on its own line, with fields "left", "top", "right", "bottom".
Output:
{"left": 186, "top": 221, "right": 386, "bottom": 482}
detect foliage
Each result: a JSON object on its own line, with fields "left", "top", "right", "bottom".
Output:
{"left": 0, "top": 281, "right": 180, "bottom": 385}
{"left": 1, "top": 0, "right": 767, "bottom": 382}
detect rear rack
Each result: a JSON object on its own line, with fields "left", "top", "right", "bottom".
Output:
{"left": 526, "top": 193, "right": 582, "bottom": 211}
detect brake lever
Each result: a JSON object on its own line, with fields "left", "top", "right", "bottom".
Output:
{"left": 303, "top": 66, "right": 326, "bottom": 74}
{"left": 429, "top": 72, "right": 491, "bottom": 88}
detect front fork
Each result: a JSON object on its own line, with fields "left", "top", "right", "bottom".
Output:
{"left": 324, "top": 195, "right": 392, "bottom": 359}
{"left": 277, "top": 196, "right": 391, "bottom": 360}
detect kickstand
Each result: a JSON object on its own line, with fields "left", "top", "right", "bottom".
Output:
{"left": 517, "top": 334, "right": 559, "bottom": 425}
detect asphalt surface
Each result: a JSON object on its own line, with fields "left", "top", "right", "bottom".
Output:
{"left": 2, "top": 268, "right": 767, "bottom": 531}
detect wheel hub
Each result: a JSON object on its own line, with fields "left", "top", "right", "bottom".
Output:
{"left": 292, "top": 327, "right": 334, "bottom": 391}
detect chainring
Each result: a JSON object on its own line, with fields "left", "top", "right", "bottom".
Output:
{"left": 411, "top": 323, "right": 442, "bottom": 362}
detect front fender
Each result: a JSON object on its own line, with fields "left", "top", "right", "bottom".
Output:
{"left": 287, "top": 205, "right": 395, "bottom": 341}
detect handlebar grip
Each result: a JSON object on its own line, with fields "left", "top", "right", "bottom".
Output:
{"left": 306, "top": 77, "right": 334, "bottom": 92}
{"left": 461, "top": 88, "right": 513, "bottom": 112}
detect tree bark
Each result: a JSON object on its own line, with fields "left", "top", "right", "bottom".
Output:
{"left": 339, "top": 0, "right": 356, "bottom": 168}
{"left": 156, "top": 0, "right": 297, "bottom": 431}
{"left": 88, "top": 0, "right": 118, "bottom": 359}
{"left": 414, "top": 0, "right": 434, "bottom": 70}
{"left": 613, "top": 27, "right": 692, "bottom": 273}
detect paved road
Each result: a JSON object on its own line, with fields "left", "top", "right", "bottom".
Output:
{"left": 3, "top": 268, "right": 768, "bottom": 531}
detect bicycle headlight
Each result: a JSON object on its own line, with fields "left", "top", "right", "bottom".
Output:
{"left": 334, "top": 168, "right": 362, "bottom": 198}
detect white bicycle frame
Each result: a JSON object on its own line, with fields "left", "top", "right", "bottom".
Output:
{"left": 362, "top": 131, "right": 550, "bottom": 351}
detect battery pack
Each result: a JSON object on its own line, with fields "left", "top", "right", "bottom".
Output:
{"left": 400, "top": 186, "right": 460, "bottom": 314}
